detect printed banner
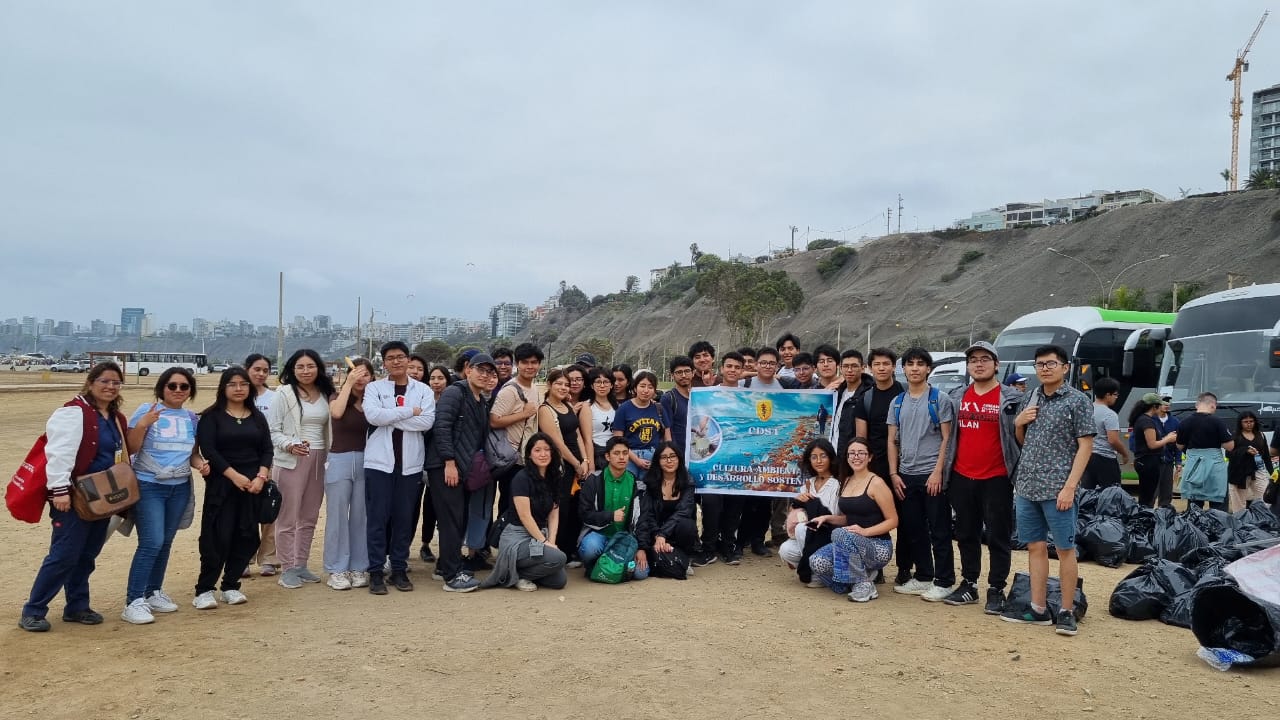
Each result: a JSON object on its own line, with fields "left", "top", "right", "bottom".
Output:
{"left": 687, "top": 386, "right": 836, "bottom": 496}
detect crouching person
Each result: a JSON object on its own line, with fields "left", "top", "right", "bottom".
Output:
{"left": 780, "top": 439, "right": 842, "bottom": 583}
{"left": 481, "top": 433, "right": 568, "bottom": 591}
{"left": 637, "top": 442, "right": 698, "bottom": 579}
{"left": 578, "top": 437, "right": 652, "bottom": 581}
{"left": 808, "top": 437, "right": 898, "bottom": 602}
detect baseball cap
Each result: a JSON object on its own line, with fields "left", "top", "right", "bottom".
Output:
{"left": 459, "top": 348, "right": 480, "bottom": 362}
{"left": 468, "top": 353, "right": 497, "bottom": 371}
{"left": 1141, "top": 392, "right": 1164, "bottom": 405}
{"left": 575, "top": 353, "right": 598, "bottom": 367}
{"left": 964, "top": 341, "right": 998, "bottom": 360}
{"left": 1006, "top": 373, "right": 1028, "bottom": 385}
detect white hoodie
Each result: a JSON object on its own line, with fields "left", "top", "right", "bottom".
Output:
{"left": 362, "top": 377, "right": 435, "bottom": 475}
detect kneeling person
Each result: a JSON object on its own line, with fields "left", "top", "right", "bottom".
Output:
{"left": 637, "top": 442, "right": 698, "bottom": 578}
{"left": 481, "top": 433, "right": 568, "bottom": 591}
{"left": 578, "top": 437, "right": 652, "bottom": 580}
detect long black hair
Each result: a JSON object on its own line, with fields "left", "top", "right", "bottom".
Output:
{"left": 1236, "top": 410, "right": 1261, "bottom": 438}
{"left": 521, "top": 432, "right": 562, "bottom": 509}
{"left": 205, "top": 367, "right": 259, "bottom": 415}
{"left": 279, "top": 348, "right": 336, "bottom": 398}
{"left": 1128, "top": 398, "right": 1159, "bottom": 427}
{"left": 643, "top": 441, "right": 692, "bottom": 499}
{"left": 800, "top": 438, "right": 836, "bottom": 479}
{"left": 587, "top": 367, "right": 618, "bottom": 408}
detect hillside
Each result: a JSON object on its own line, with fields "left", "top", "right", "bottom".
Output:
{"left": 523, "top": 189, "right": 1280, "bottom": 367}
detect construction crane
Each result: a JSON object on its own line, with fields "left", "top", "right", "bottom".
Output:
{"left": 1228, "top": 10, "right": 1269, "bottom": 191}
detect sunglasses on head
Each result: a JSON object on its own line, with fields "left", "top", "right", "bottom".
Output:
{"left": 167, "top": 382, "right": 191, "bottom": 391}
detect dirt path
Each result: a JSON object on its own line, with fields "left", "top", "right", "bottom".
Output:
{"left": 0, "top": 386, "right": 1261, "bottom": 720}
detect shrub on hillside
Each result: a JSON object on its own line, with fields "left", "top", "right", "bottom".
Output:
{"left": 817, "top": 246, "right": 857, "bottom": 279}
{"left": 807, "top": 238, "right": 839, "bottom": 251}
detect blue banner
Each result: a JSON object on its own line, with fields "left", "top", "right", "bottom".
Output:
{"left": 687, "top": 386, "right": 836, "bottom": 496}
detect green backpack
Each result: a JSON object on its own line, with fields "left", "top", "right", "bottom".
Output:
{"left": 589, "top": 531, "right": 639, "bottom": 584}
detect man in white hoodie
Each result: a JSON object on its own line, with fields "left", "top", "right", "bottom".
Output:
{"left": 363, "top": 341, "right": 435, "bottom": 595}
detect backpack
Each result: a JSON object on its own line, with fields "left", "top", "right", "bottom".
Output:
{"left": 588, "top": 531, "right": 639, "bottom": 584}
{"left": 484, "top": 384, "right": 529, "bottom": 474}
{"left": 890, "top": 386, "right": 941, "bottom": 432}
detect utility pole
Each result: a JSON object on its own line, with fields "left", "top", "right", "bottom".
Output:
{"left": 355, "top": 296, "right": 361, "bottom": 355}
{"left": 790, "top": 225, "right": 797, "bottom": 252}
{"left": 897, "top": 194, "right": 903, "bottom": 234}
{"left": 276, "top": 272, "right": 284, "bottom": 372}
{"left": 886, "top": 208, "right": 892, "bottom": 236}
{"left": 1172, "top": 282, "right": 1179, "bottom": 312}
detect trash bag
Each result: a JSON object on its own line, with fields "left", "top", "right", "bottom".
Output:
{"left": 1108, "top": 558, "right": 1197, "bottom": 621}
{"left": 1186, "top": 505, "right": 1239, "bottom": 544}
{"left": 1005, "top": 571, "right": 1087, "bottom": 621}
{"left": 1191, "top": 584, "right": 1280, "bottom": 666}
{"left": 1153, "top": 510, "right": 1211, "bottom": 564}
{"left": 1075, "top": 487, "right": 1099, "bottom": 521}
{"left": 1235, "top": 526, "right": 1280, "bottom": 557}
{"left": 1095, "top": 485, "right": 1138, "bottom": 520}
{"left": 1078, "top": 516, "right": 1131, "bottom": 568}
{"left": 1235, "top": 501, "right": 1280, "bottom": 534}
{"left": 1126, "top": 510, "right": 1158, "bottom": 564}
{"left": 1161, "top": 564, "right": 1234, "bottom": 628}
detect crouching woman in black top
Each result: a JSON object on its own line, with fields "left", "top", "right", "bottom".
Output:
{"left": 636, "top": 442, "right": 698, "bottom": 579}
{"left": 482, "top": 433, "right": 568, "bottom": 591}
{"left": 194, "top": 368, "right": 273, "bottom": 610}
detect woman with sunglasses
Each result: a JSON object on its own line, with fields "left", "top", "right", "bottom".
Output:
{"left": 120, "top": 368, "right": 211, "bottom": 625}
{"left": 808, "top": 437, "right": 898, "bottom": 602}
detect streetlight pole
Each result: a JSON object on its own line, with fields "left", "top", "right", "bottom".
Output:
{"left": 1047, "top": 247, "right": 1106, "bottom": 300}
{"left": 1106, "top": 254, "right": 1171, "bottom": 307}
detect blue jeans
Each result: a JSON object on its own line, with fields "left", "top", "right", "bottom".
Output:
{"left": 1015, "top": 495, "right": 1078, "bottom": 551}
{"left": 626, "top": 447, "right": 654, "bottom": 480}
{"left": 465, "top": 480, "right": 496, "bottom": 552}
{"left": 127, "top": 481, "right": 190, "bottom": 603}
{"left": 364, "top": 469, "right": 421, "bottom": 574}
{"left": 23, "top": 506, "right": 111, "bottom": 618}
{"left": 577, "top": 531, "right": 649, "bottom": 580}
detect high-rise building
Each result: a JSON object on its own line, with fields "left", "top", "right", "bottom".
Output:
{"left": 192, "top": 317, "right": 210, "bottom": 338}
{"left": 141, "top": 313, "right": 156, "bottom": 337}
{"left": 1251, "top": 83, "right": 1280, "bottom": 175}
{"left": 38, "top": 319, "right": 55, "bottom": 337}
{"left": 488, "top": 303, "right": 529, "bottom": 338}
{"left": 21, "top": 316, "right": 36, "bottom": 336}
{"left": 120, "top": 307, "right": 145, "bottom": 336}
{"left": 54, "top": 321, "right": 73, "bottom": 336}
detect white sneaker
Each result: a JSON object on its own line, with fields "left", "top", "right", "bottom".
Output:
{"left": 922, "top": 583, "right": 954, "bottom": 602}
{"left": 349, "top": 571, "right": 369, "bottom": 588}
{"left": 805, "top": 579, "right": 826, "bottom": 588}
{"left": 515, "top": 578, "right": 537, "bottom": 592}
{"left": 145, "top": 589, "right": 179, "bottom": 613}
{"left": 192, "top": 591, "right": 218, "bottom": 610}
{"left": 893, "top": 578, "right": 933, "bottom": 596}
{"left": 327, "top": 572, "right": 352, "bottom": 591}
{"left": 221, "top": 589, "right": 248, "bottom": 605}
{"left": 121, "top": 598, "right": 155, "bottom": 625}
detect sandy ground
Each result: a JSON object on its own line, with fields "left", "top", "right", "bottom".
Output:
{"left": 0, "top": 374, "right": 1267, "bottom": 720}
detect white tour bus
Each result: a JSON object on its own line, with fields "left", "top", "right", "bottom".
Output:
{"left": 90, "top": 351, "right": 210, "bottom": 376}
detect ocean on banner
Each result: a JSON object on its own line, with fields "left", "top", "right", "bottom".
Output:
{"left": 687, "top": 386, "right": 835, "bottom": 497}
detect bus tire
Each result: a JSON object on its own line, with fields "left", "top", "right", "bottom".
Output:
{"left": 138, "top": 368, "right": 150, "bottom": 377}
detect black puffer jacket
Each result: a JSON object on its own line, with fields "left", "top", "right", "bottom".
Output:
{"left": 425, "top": 380, "right": 491, "bottom": 479}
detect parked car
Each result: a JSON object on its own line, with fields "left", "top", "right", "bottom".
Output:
{"left": 50, "top": 360, "right": 88, "bottom": 372}
{"left": 211, "top": 363, "right": 231, "bottom": 372}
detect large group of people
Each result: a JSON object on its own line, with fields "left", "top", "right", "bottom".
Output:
{"left": 18, "top": 334, "right": 1280, "bottom": 639}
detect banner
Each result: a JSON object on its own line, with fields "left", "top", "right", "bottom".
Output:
{"left": 687, "top": 386, "right": 835, "bottom": 497}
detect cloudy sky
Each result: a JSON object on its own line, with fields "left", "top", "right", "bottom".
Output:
{"left": 2, "top": 1, "right": 1276, "bottom": 328}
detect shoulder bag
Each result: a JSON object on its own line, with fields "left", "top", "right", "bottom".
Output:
{"left": 71, "top": 415, "right": 140, "bottom": 521}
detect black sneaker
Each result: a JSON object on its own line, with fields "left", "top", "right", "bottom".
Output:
{"left": 691, "top": 550, "right": 718, "bottom": 568}
{"left": 942, "top": 580, "right": 979, "bottom": 606}
{"left": 749, "top": 540, "right": 772, "bottom": 557}
{"left": 369, "top": 572, "right": 388, "bottom": 595}
{"left": 61, "top": 609, "right": 104, "bottom": 625}
{"left": 984, "top": 587, "right": 1007, "bottom": 616}
{"left": 873, "top": 569, "right": 886, "bottom": 585}
{"left": 1055, "top": 609, "right": 1079, "bottom": 636}
{"left": 894, "top": 570, "right": 912, "bottom": 586}
{"left": 419, "top": 546, "right": 436, "bottom": 563}
{"left": 726, "top": 551, "right": 743, "bottom": 566}
{"left": 1000, "top": 605, "right": 1053, "bottom": 626}
{"left": 464, "top": 554, "right": 493, "bottom": 572}
{"left": 18, "top": 615, "right": 50, "bottom": 632}
{"left": 390, "top": 571, "right": 414, "bottom": 592}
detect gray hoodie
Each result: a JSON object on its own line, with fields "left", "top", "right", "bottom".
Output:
{"left": 943, "top": 382, "right": 1023, "bottom": 489}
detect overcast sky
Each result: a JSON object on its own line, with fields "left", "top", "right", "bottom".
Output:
{"left": 2, "top": 1, "right": 1276, "bottom": 328}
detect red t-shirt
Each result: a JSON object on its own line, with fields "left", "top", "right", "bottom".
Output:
{"left": 953, "top": 384, "right": 1006, "bottom": 480}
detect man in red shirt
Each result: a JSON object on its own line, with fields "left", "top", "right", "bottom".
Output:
{"left": 939, "top": 341, "right": 1023, "bottom": 614}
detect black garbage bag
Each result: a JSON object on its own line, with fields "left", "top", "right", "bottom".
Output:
{"left": 1075, "top": 487, "right": 1099, "bottom": 521}
{"left": 1078, "top": 516, "right": 1131, "bottom": 568}
{"left": 1153, "top": 510, "right": 1210, "bottom": 564}
{"left": 1005, "top": 571, "right": 1087, "bottom": 621}
{"left": 1234, "top": 526, "right": 1280, "bottom": 557}
{"left": 1186, "top": 506, "right": 1239, "bottom": 544}
{"left": 1108, "top": 558, "right": 1197, "bottom": 620}
{"left": 1235, "top": 501, "right": 1280, "bottom": 534}
{"left": 1191, "top": 584, "right": 1280, "bottom": 666}
{"left": 1126, "top": 509, "right": 1158, "bottom": 564}
{"left": 1160, "top": 569, "right": 1234, "bottom": 629}
{"left": 1095, "top": 486, "right": 1138, "bottom": 520}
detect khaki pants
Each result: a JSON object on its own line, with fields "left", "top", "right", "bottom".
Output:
{"left": 1228, "top": 469, "right": 1271, "bottom": 512}
{"left": 256, "top": 523, "right": 277, "bottom": 566}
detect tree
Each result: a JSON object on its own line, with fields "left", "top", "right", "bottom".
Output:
{"left": 689, "top": 242, "right": 702, "bottom": 265}
{"left": 1156, "top": 281, "right": 1204, "bottom": 312}
{"left": 571, "top": 337, "right": 615, "bottom": 366}
{"left": 624, "top": 275, "right": 639, "bottom": 294}
{"left": 696, "top": 261, "right": 804, "bottom": 342}
{"left": 806, "top": 238, "right": 839, "bottom": 251}
{"left": 1092, "top": 285, "right": 1150, "bottom": 311}
{"left": 1221, "top": 168, "right": 1232, "bottom": 190}
{"left": 411, "top": 339, "right": 453, "bottom": 364}
{"left": 695, "top": 252, "right": 722, "bottom": 274}
{"left": 1246, "top": 168, "right": 1279, "bottom": 190}
{"left": 560, "top": 284, "right": 590, "bottom": 313}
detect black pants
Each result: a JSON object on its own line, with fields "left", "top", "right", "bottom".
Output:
{"left": 196, "top": 481, "right": 262, "bottom": 595}
{"left": 738, "top": 497, "right": 772, "bottom": 547}
{"left": 419, "top": 471, "right": 437, "bottom": 546}
{"left": 1081, "top": 453, "right": 1122, "bottom": 490}
{"left": 427, "top": 466, "right": 467, "bottom": 582}
{"left": 1134, "top": 455, "right": 1162, "bottom": 508}
{"left": 494, "top": 464, "right": 521, "bottom": 525}
{"left": 899, "top": 473, "right": 955, "bottom": 586}
{"left": 699, "top": 494, "right": 743, "bottom": 554}
{"left": 949, "top": 472, "right": 1013, "bottom": 590}
{"left": 555, "top": 463, "right": 583, "bottom": 556}
{"left": 365, "top": 468, "right": 421, "bottom": 575}
{"left": 1157, "top": 460, "right": 1176, "bottom": 508}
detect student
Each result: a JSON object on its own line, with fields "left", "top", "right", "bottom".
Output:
{"left": 585, "top": 367, "right": 618, "bottom": 471}
{"left": 610, "top": 364, "right": 634, "bottom": 404}
{"left": 832, "top": 349, "right": 872, "bottom": 451}
{"left": 740, "top": 347, "right": 786, "bottom": 390}
{"left": 780, "top": 439, "right": 842, "bottom": 579}
{"left": 661, "top": 356, "right": 694, "bottom": 448}
{"left": 490, "top": 342, "right": 544, "bottom": 544}
{"left": 1228, "top": 411, "right": 1274, "bottom": 511}
{"left": 776, "top": 333, "right": 801, "bottom": 382}
{"left": 611, "top": 370, "right": 671, "bottom": 477}
{"left": 577, "top": 437, "right": 652, "bottom": 580}
{"left": 807, "top": 437, "right": 898, "bottom": 602}
{"left": 538, "top": 368, "right": 591, "bottom": 557}
{"left": 694, "top": 353, "right": 747, "bottom": 567}
{"left": 425, "top": 353, "right": 497, "bottom": 593}
{"left": 885, "top": 348, "right": 956, "bottom": 602}
{"left": 790, "top": 352, "right": 819, "bottom": 389}
{"left": 689, "top": 340, "right": 718, "bottom": 388}
{"left": 941, "top": 341, "right": 1021, "bottom": 614}
{"left": 1003, "top": 345, "right": 1094, "bottom": 636}
{"left": 1080, "top": 377, "right": 1130, "bottom": 490}
{"left": 481, "top": 433, "right": 568, "bottom": 591}
{"left": 323, "top": 358, "right": 373, "bottom": 591}
{"left": 1156, "top": 398, "right": 1181, "bottom": 508}
{"left": 490, "top": 347, "right": 515, "bottom": 399}
{"left": 563, "top": 364, "right": 589, "bottom": 415}
{"left": 814, "top": 344, "right": 842, "bottom": 390}
{"left": 853, "top": 348, "right": 905, "bottom": 582}
{"left": 244, "top": 353, "right": 279, "bottom": 577}
{"left": 637, "top": 442, "right": 699, "bottom": 578}
{"left": 419, "top": 364, "right": 452, "bottom": 562}
{"left": 1131, "top": 393, "right": 1178, "bottom": 507}
{"left": 737, "top": 347, "right": 786, "bottom": 557}
{"left": 736, "top": 347, "right": 758, "bottom": 379}
{"left": 1176, "top": 392, "right": 1234, "bottom": 511}
{"left": 363, "top": 341, "right": 435, "bottom": 595}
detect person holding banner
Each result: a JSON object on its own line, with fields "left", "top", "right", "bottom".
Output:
{"left": 611, "top": 371, "right": 671, "bottom": 477}
{"left": 693, "top": 352, "right": 747, "bottom": 567}
{"left": 807, "top": 437, "right": 898, "bottom": 602}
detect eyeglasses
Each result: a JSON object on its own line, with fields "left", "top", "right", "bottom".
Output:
{"left": 95, "top": 379, "right": 123, "bottom": 387}
{"left": 166, "top": 382, "right": 191, "bottom": 391}
{"left": 794, "top": 366, "right": 813, "bottom": 372}
{"left": 1034, "top": 361, "right": 1063, "bottom": 370}
{"left": 757, "top": 361, "right": 778, "bottom": 367}
{"left": 226, "top": 382, "right": 251, "bottom": 389}
{"left": 967, "top": 356, "right": 995, "bottom": 365}
{"left": 593, "top": 379, "right": 612, "bottom": 385}
{"left": 847, "top": 450, "right": 870, "bottom": 458}
{"left": 383, "top": 355, "right": 407, "bottom": 363}
{"left": 673, "top": 369, "right": 694, "bottom": 375}
{"left": 659, "top": 454, "right": 679, "bottom": 461}
{"left": 472, "top": 367, "right": 497, "bottom": 377}
{"left": 495, "top": 360, "right": 513, "bottom": 367}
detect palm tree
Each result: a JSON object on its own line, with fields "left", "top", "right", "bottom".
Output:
{"left": 1245, "top": 168, "right": 1280, "bottom": 190}
{"left": 1221, "top": 168, "right": 1232, "bottom": 190}
{"left": 570, "top": 337, "right": 615, "bottom": 366}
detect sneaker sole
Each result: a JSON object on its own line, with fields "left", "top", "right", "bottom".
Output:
{"left": 121, "top": 613, "right": 155, "bottom": 625}
{"left": 146, "top": 604, "right": 179, "bottom": 614}
{"left": 1055, "top": 626, "right": 1079, "bottom": 636}
{"left": 921, "top": 593, "right": 951, "bottom": 603}
{"left": 442, "top": 584, "right": 479, "bottom": 593}
{"left": 369, "top": 587, "right": 389, "bottom": 595}
{"left": 892, "top": 587, "right": 926, "bottom": 596}
{"left": 942, "top": 596, "right": 979, "bottom": 606}
{"left": 999, "top": 615, "right": 1053, "bottom": 626}
{"left": 983, "top": 606, "right": 1005, "bottom": 615}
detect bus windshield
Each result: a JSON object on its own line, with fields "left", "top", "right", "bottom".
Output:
{"left": 1161, "top": 331, "right": 1280, "bottom": 405}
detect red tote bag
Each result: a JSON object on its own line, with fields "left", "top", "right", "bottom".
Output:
{"left": 6, "top": 435, "right": 49, "bottom": 523}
